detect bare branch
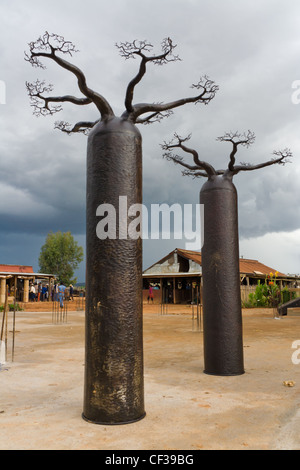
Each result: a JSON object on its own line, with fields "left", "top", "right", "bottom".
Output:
{"left": 116, "top": 37, "right": 180, "bottom": 64}
{"left": 25, "top": 31, "right": 78, "bottom": 68}
{"left": 117, "top": 38, "right": 181, "bottom": 113}
{"left": 182, "top": 169, "right": 209, "bottom": 178}
{"left": 190, "top": 75, "right": 220, "bottom": 105}
{"left": 217, "top": 130, "right": 256, "bottom": 146}
{"left": 135, "top": 108, "right": 174, "bottom": 125}
{"left": 128, "top": 75, "right": 218, "bottom": 122}
{"left": 25, "top": 31, "right": 114, "bottom": 118}
{"left": 116, "top": 39, "right": 154, "bottom": 60}
{"left": 54, "top": 120, "right": 99, "bottom": 135}
{"left": 217, "top": 130, "right": 256, "bottom": 171}
{"left": 26, "top": 80, "right": 61, "bottom": 116}
{"left": 216, "top": 130, "right": 292, "bottom": 175}
{"left": 161, "top": 133, "right": 216, "bottom": 177}
{"left": 162, "top": 129, "right": 292, "bottom": 180}
{"left": 26, "top": 79, "right": 92, "bottom": 117}
{"left": 233, "top": 148, "right": 293, "bottom": 173}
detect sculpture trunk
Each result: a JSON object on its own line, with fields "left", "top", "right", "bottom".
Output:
{"left": 83, "top": 116, "right": 145, "bottom": 424}
{"left": 200, "top": 175, "right": 244, "bottom": 376}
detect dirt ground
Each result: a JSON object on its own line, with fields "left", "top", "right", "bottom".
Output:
{"left": 0, "top": 303, "right": 299, "bottom": 450}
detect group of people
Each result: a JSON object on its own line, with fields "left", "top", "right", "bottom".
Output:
{"left": 29, "top": 283, "right": 49, "bottom": 302}
{"left": 29, "top": 282, "right": 74, "bottom": 305}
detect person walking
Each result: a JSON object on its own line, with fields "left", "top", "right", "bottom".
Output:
{"left": 58, "top": 281, "right": 66, "bottom": 308}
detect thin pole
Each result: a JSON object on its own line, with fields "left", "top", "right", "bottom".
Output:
{"left": 12, "top": 276, "right": 17, "bottom": 361}
{"left": 0, "top": 285, "right": 7, "bottom": 342}
{"left": 192, "top": 284, "right": 194, "bottom": 322}
{"left": 196, "top": 285, "right": 199, "bottom": 330}
{"left": 4, "top": 285, "right": 8, "bottom": 362}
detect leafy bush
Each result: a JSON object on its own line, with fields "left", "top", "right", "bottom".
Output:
{"left": 243, "top": 272, "right": 282, "bottom": 308}
{"left": 280, "top": 287, "right": 296, "bottom": 304}
{"left": 0, "top": 303, "right": 24, "bottom": 312}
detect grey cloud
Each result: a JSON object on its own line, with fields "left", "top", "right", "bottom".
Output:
{"left": 0, "top": 0, "right": 300, "bottom": 279}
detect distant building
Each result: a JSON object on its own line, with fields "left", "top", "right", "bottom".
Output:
{"left": 142, "top": 248, "right": 299, "bottom": 304}
{"left": 0, "top": 264, "right": 56, "bottom": 304}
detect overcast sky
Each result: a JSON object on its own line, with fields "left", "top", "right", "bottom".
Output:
{"left": 1, "top": 0, "right": 300, "bottom": 282}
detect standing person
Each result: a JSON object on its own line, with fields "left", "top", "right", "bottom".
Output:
{"left": 58, "top": 281, "right": 66, "bottom": 308}
{"left": 38, "top": 283, "right": 42, "bottom": 301}
{"left": 148, "top": 285, "right": 154, "bottom": 304}
{"left": 30, "top": 284, "right": 36, "bottom": 302}
{"left": 42, "top": 284, "right": 47, "bottom": 301}
{"left": 69, "top": 284, "right": 74, "bottom": 301}
{"left": 53, "top": 283, "right": 58, "bottom": 301}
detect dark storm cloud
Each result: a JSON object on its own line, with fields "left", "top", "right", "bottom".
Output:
{"left": 0, "top": 0, "right": 300, "bottom": 277}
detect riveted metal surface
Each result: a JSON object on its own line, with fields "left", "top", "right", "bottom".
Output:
{"left": 200, "top": 175, "right": 244, "bottom": 376}
{"left": 83, "top": 117, "right": 145, "bottom": 424}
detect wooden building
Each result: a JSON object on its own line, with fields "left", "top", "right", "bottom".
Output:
{"left": 142, "top": 248, "right": 298, "bottom": 304}
{"left": 0, "top": 264, "right": 56, "bottom": 304}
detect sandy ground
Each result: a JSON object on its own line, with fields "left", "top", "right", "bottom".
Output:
{"left": 0, "top": 303, "right": 299, "bottom": 450}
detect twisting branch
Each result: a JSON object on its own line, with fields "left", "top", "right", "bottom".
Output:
{"left": 26, "top": 79, "right": 92, "bottom": 116}
{"left": 162, "top": 131, "right": 292, "bottom": 180}
{"left": 135, "top": 108, "right": 174, "bottom": 125}
{"left": 25, "top": 33, "right": 218, "bottom": 133}
{"left": 25, "top": 31, "right": 114, "bottom": 118}
{"left": 217, "top": 130, "right": 256, "bottom": 171}
{"left": 24, "top": 31, "right": 78, "bottom": 67}
{"left": 233, "top": 148, "right": 293, "bottom": 173}
{"left": 125, "top": 75, "right": 219, "bottom": 123}
{"left": 217, "top": 131, "right": 292, "bottom": 175}
{"left": 117, "top": 38, "right": 218, "bottom": 122}
{"left": 26, "top": 80, "right": 61, "bottom": 116}
{"left": 54, "top": 120, "right": 100, "bottom": 135}
{"left": 116, "top": 38, "right": 180, "bottom": 114}
{"left": 161, "top": 133, "right": 216, "bottom": 177}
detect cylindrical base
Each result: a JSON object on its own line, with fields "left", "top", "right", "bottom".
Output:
{"left": 200, "top": 175, "right": 244, "bottom": 376}
{"left": 81, "top": 411, "right": 146, "bottom": 426}
{"left": 83, "top": 117, "right": 145, "bottom": 424}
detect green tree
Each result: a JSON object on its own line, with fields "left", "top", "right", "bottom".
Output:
{"left": 39, "top": 231, "right": 84, "bottom": 285}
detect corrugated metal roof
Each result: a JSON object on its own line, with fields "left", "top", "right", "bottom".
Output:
{"left": 177, "top": 248, "right": 286, "bottom": 277}
{"left": 145, "top": 248, "right": 287, "bottom": 278}
{"left": 238, "top": 258, "right": 286, "bottom": 277}
{"left": 176, "top": 248, "right": 202, "bottom": 265}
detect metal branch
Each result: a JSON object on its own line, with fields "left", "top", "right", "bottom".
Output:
{"left": 128, "top": 75, "right": 218, "bottom": 122}
{"left": 25, "top": 32, "right": 114, "bottom": 118}
{"left": 117, "top": 38, "right": 180, "bottom": 113}
{"left": 161, "top": 133, "right": 216, "bottom": 177}
{"left": 135, "top": 108, "right": 173, "bottom": 125}
{"left": 232, "top": 148, "right": 293, "bottom": 174}
{"left": 26, "top": 80, "right": 92, "bottom": 117}
{"left": 54, "top": 120, "right": 99, "bottom": 135}
{"left": 217, "top": 130, "right": 256, "bottom": 171}
{"left": 182, "top": 169, "right": 209, "bottom": 178}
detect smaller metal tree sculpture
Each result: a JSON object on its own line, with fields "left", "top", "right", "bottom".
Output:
{"left": 162, "top": 131, "right": 292, "bottom": 376}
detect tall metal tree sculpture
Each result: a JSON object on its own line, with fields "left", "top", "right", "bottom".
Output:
{"left": 162, "top": 131, "right": 292, "bottom": 376}
{"left": 25, "top": 32, "right": 218, "bottom": 424}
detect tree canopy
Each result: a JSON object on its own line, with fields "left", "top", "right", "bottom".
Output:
{"left": 39, "top": 231, "right": 84, "bottom": 285}
{"left": 25, "top": 32, "right": 219, "bottom": 133}
{"left": 162, "top": 131, "right": 292, "bottom": 179}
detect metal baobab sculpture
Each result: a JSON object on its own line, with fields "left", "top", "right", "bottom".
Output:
{"left": 162, "top": 131, "right": 292, "bottom": 376}
{"left": 25, "top": 32, "right": 218, "bottom": 424}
